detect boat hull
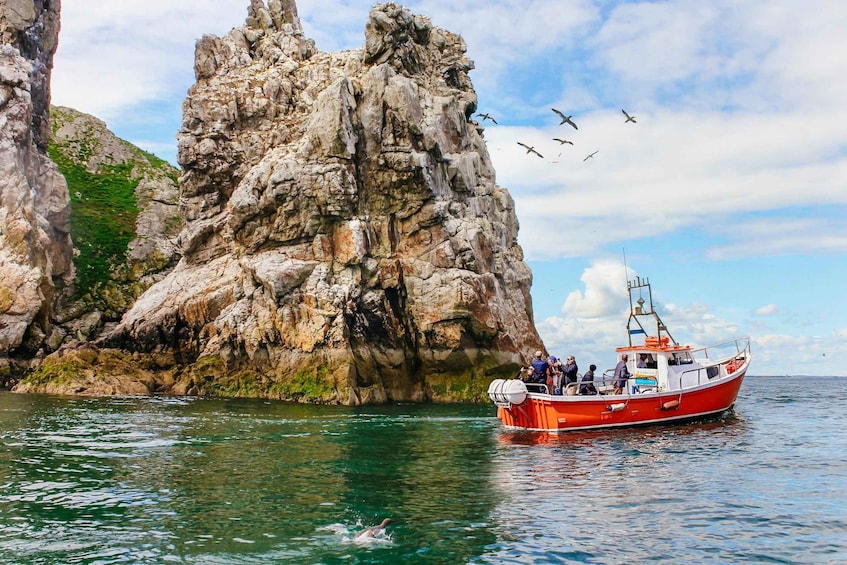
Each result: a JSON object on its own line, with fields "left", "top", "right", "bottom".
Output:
{"left": 495, "top": 371, "right": 745, "bottom": 432}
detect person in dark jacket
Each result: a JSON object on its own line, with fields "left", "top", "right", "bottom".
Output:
{"left": 613, "top": 354, "right": 630, "bottom": 394}
{"left": 530, "top": 350, "right": 551, "bottom": 388}
{"left": 563, "top": 356, "right": 579, "bottom": 386}
{"left": 580, "top": 364, "right": 598, "bottom": 395}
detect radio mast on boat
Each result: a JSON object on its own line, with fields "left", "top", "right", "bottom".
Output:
{"left": 626, "top": 276, "right": 677, "bottom": 347}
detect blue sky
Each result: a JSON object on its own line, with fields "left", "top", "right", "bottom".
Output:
{"left": 50, "top": 0, "right": 847, "bottom": 376}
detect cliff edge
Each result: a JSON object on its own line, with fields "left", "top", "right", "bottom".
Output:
{"left": 0, "top": 0, "right": 72, "bottom": 379}
{"left": 18, "top": 1, "right": 543, "bottom": 403}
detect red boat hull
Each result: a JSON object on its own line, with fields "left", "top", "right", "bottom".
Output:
{"left": 496, "top": 371, "right": 746, "bottom": 432}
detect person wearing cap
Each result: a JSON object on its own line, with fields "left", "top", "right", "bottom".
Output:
{"left": 637, "top": 353, "right": 649, "bottom": 369}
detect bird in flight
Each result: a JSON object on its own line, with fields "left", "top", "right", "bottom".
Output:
{"left": 551, "top": 108, "right": 578, "bottom": 130}
{"left": 622, "top": 109, "right": 636, "bottom": 123}
{"left": 477, "top": 112, "right": 497, "bottom": 124}
{"left": 553, "top": 138, "right": 574, "bottom": 145}
{"left": 517, "top": 142, "right": 544, "bottom": 158}
{"left": 583, "top": 150, "right": 599, "bottom": 162}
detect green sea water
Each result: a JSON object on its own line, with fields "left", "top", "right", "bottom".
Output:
{"left": 1, "top": 376, "right": 846, "bottom": 563}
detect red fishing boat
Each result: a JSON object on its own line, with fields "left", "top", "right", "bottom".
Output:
{"left": 488, "top": 276, "right": 751, "bottom": 432}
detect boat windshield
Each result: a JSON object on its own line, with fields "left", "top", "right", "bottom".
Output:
{"left": 668, "top": 351, "right": 694, "bottom": 365}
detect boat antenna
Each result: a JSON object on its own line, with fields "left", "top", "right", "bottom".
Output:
{"left": 622, "top": 248, "right": 629, "bottom": 286}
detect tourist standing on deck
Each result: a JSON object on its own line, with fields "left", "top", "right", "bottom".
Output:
{"left": 563, "top": 356, "right": 579, "bottom": 386}
{"left": 530, "top": 351, "right": 551, "bottom": 390}
{"left": 548, "top": 356, "right": 564, "bottom": 394}
{"left": 580, "top": 364, "right": 598, "bottom": 395}
{"left": 614, "top": 354, "right": 630, "bottom": 394}
{"left": 561, "top": 355, "right": 578, "bottom": 395}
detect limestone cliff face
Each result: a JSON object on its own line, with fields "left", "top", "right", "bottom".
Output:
{"left": 0, "top": 0, "right": 71, "bottom": 368}
{"left": 24, "top": 1, "right": 543, "bottom": 403}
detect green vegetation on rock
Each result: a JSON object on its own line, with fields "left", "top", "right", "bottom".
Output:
{"left": 49, "top": 146, "right": 140, "bottom": 295}
{"left": 47, "top": 106, "right": 181, "bottom": 319}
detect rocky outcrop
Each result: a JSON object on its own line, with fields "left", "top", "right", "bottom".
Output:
{"left": 47, "top": 106, "right": 182, "bottom": 345}
{"left": 0, "top": 0, "right": 71, "bottom": 375}
{"left": 19, "top": 1, "right": 543, "bottom": 403}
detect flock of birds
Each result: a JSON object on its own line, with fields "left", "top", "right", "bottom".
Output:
{"left": 477, "top": 108, "right": 637, "bottom": 162}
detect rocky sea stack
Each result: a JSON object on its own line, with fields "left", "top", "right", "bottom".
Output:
{"left": 18, "top": 0, "right": 543, "bottom": 403}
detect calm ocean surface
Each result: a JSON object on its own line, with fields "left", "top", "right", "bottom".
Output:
{"left": 1, "top": 375, "right": 846, "bottom": 564}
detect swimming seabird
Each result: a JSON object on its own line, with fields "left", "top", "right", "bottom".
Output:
{"left": 583, "top": 150, "right": 598, "bottom": 162}
{"left": 621, "top": 109, "right": 636, "bottom": 123}
{"left": 551, "top": 108, "right": 578, "bottom": 130}
{"left": 354, "top": 518, "right": 391, "bottom": 540}
{"left": 553, "top": 138, "right": 574, "bottom": 145}
{"left": 517, "top": 142, "right": 544, "bottom": 158}
{"left": 477, "top": 112, "right": 498, "bottom": 124}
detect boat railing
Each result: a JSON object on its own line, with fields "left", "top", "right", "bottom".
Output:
{"left": 525, "top": 382, "right": 549, "bottom": 394}
{"left": 690, "top": 337, "right": 751, "bottom": 363}
{"left": 676, "top": 352, "right": 750, "bottom": 389}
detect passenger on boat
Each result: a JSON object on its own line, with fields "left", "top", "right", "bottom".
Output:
{"left": 613, "top": 354, "right": 630, "bottom": 394}
{"left": 563, "top": 356, "right": 579, "bottom": 386}
{"left": 637, "top": 354, "right": 649, "bottom": 368}
{"left": 548, "top": 356, "right": 564, "bottom": 394}
{"left": 530, "top": 351, "right": 552, "bottom": 390}
{"left": 579, "top": 364, "right": 598, "bottom": 395}
{"left": 518, "top": 366, "right": 533, "bottom": 382}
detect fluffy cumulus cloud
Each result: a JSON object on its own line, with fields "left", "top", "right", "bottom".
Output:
{"left": 561, "top": 260, "right": 628, "bottom": 318}
{"left": 537, "top": 261, "right": 633, "bottom": 369}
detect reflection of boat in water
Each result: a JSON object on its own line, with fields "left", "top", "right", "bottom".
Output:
{"left": 488, "top": 276, "right": 751, "bottom": 432}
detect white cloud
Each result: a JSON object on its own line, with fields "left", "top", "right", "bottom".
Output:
{"left": 53, "top": 1, "right": 246, "bottom": 120}
{"left": 536, "top": 261, "right": 633, "bottom": 370}
{"left": 753, "top": 332, "right": 847, "bottom": 376}
{"left": 754, "top": 304, "right": 779, "bottom": 316}
{"left": 561, "top": 260, "right": 629, "bottom": 317}
{"left": 705, "top": 217, "right": 847, "bottom": 260}
{"left": 410, "top": 0, "right": 599, "bottom": 89}
{"left": 488, "top": 104, "right": 847, "bottom": 259}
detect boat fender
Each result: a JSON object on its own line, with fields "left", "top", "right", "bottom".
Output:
{"left": 661, "top": 399, "right": 680, "bottom": 411}
{"left": 606, "top": 402, "right": 626, "bottom": 412}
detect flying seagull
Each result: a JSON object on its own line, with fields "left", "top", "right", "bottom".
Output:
{"left": 583, "top": 150, "right": 599, "bottom": 162}
{"left": 517, "top": 142, "right": 544, "bottom": 158}
{"left": 477, "top": 112, "right": 498, "bottom": 124}
{"left": 551, "top": 108, "right": 578, "bottom": 130}
{"left": 553, "top": 138, "right": 574, "bottom": 145}
{"left": 622, "top": 109, "right": 636, "bottom": 123}
{"left": 355, "top": 518, "right": 392, "bottom": 540}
